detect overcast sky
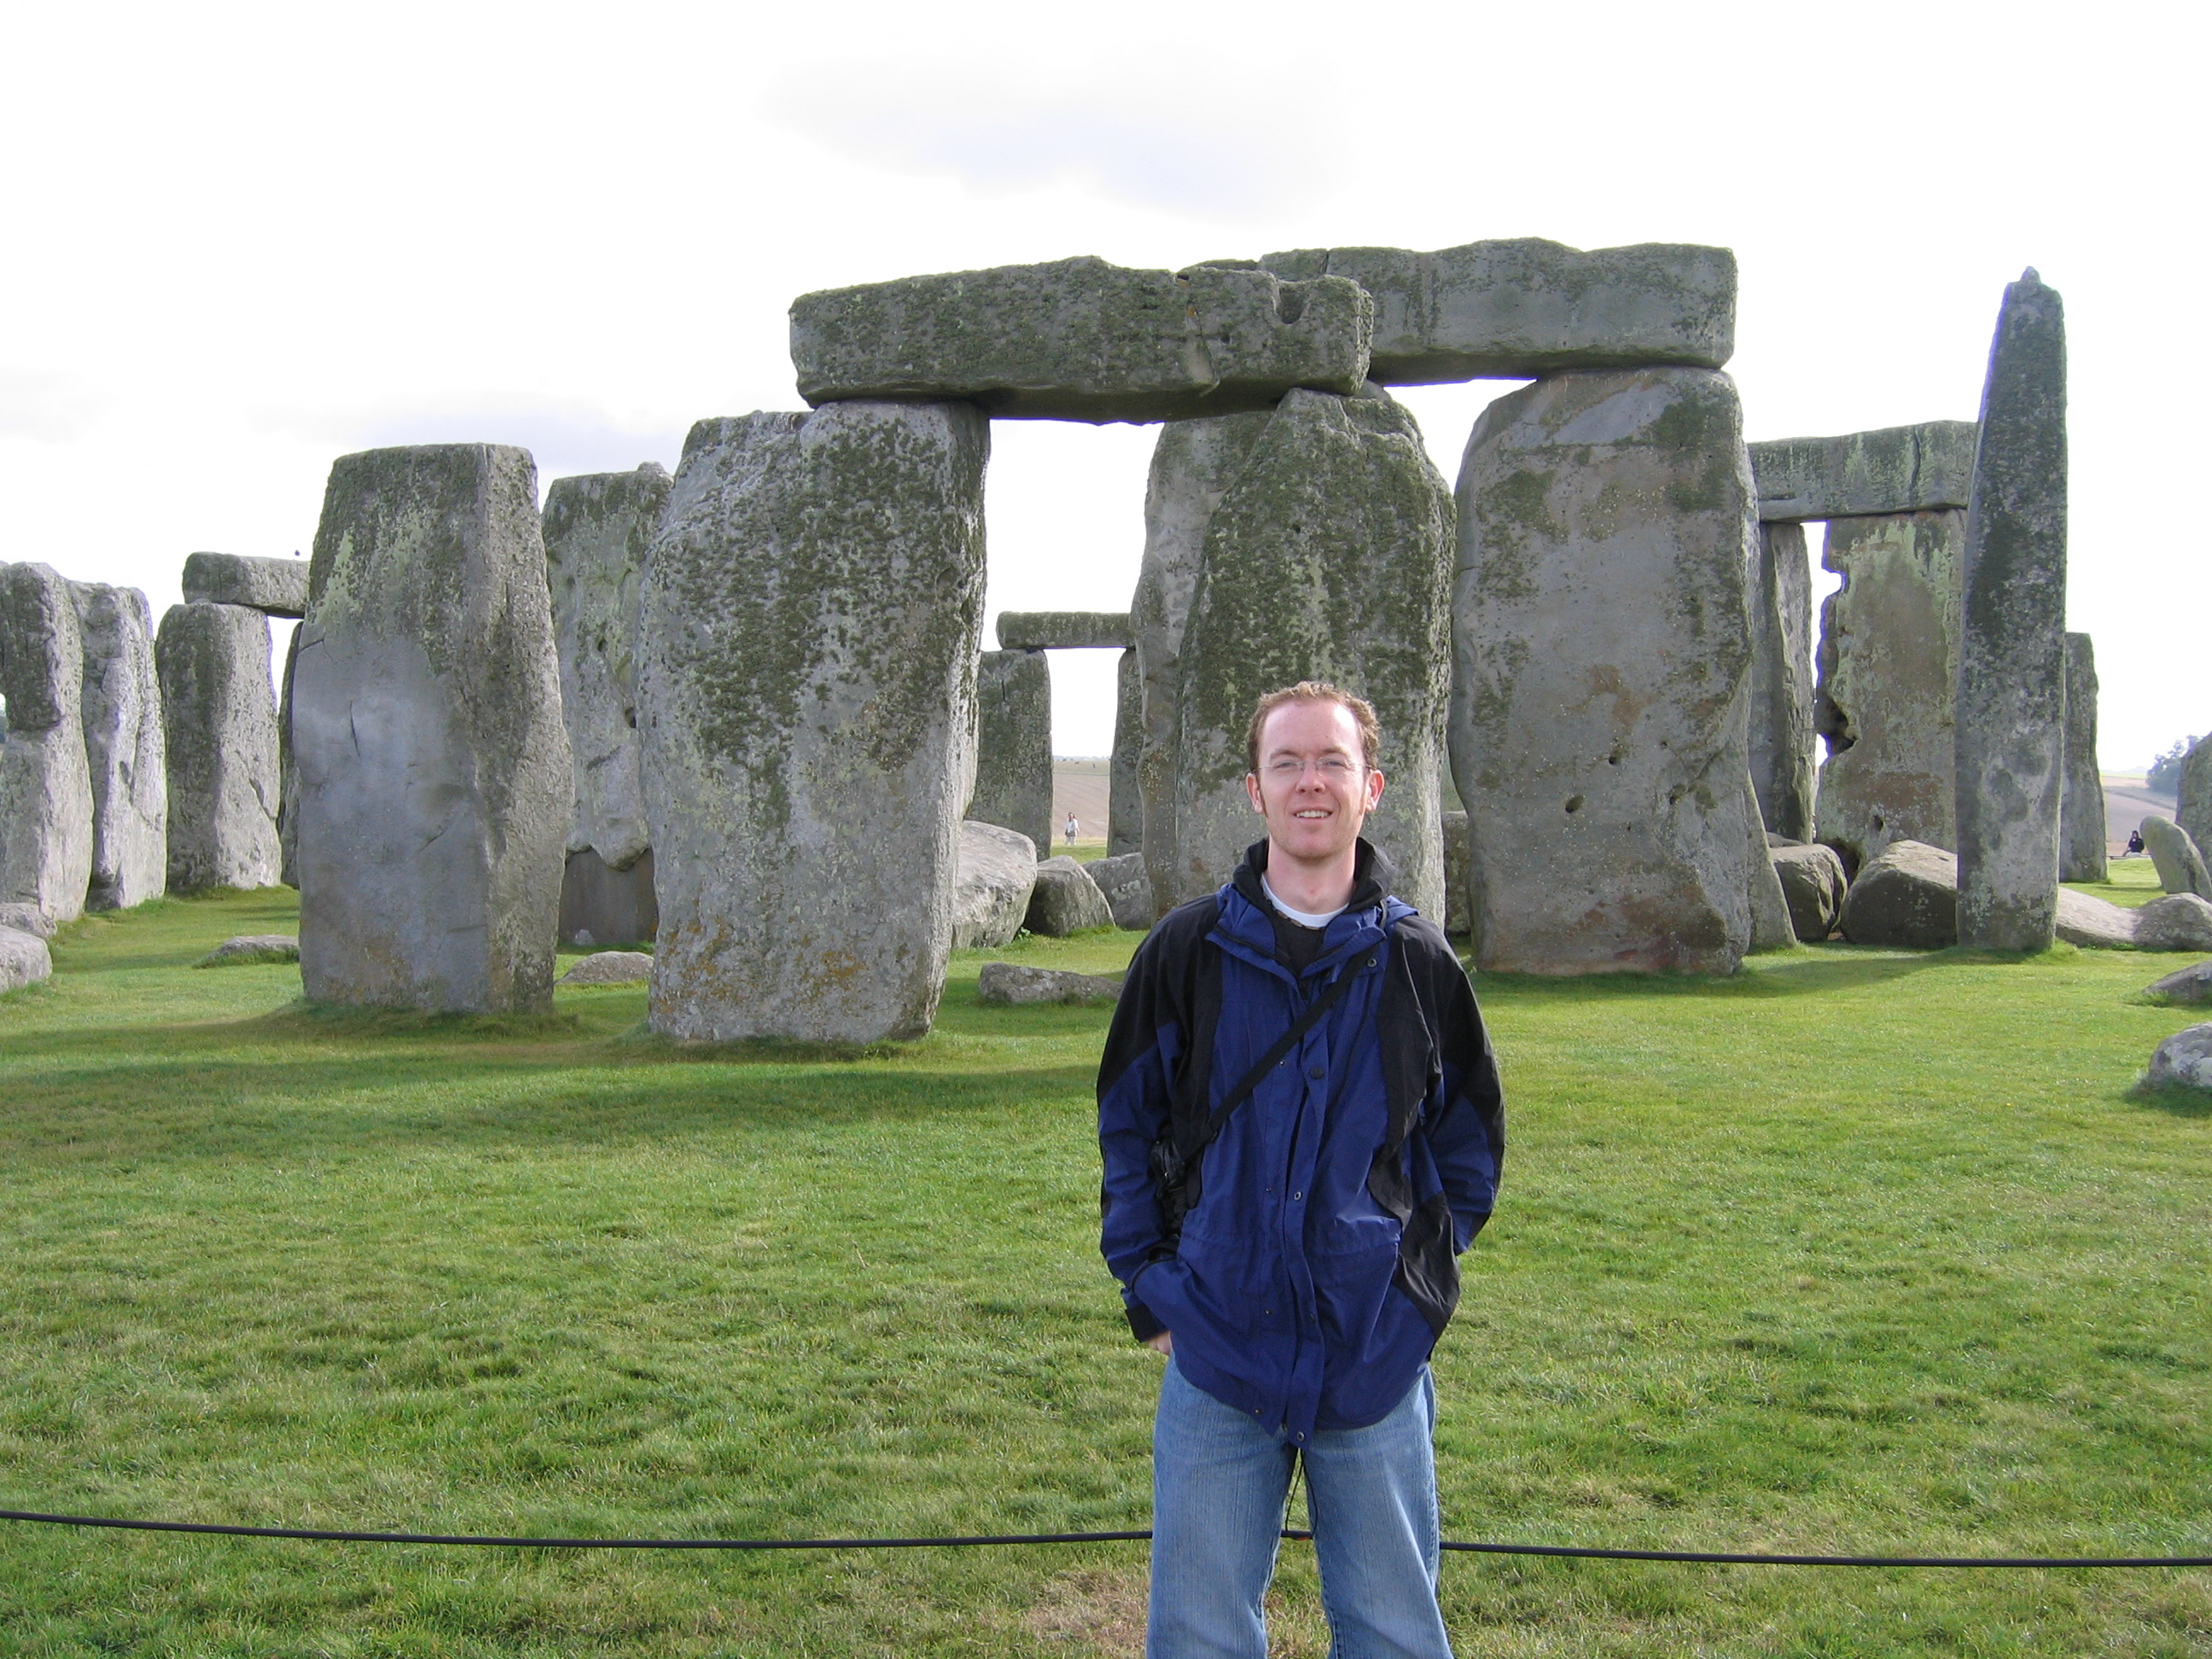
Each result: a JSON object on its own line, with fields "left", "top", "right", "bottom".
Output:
{"left": 3, "top": 0, "right": 2201, "bottom": 766}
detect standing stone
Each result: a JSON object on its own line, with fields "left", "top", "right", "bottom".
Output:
{"left": 1108, "top": 648, "right": 1142, "bottom": 857}
{"left": 544, "top": 463, "right": 670, "bottom": 946}
{"left": 1173, "top": 387, "right": 1453, "bottom": 920}
{"left": 156, "top": 602, "right": 280, "bottom": 892}
{"left": 2175, "top": 736, "right": 2212, "bottom": 859}
{"left": 638, "top": 403, "right": 987, "bottom": 1043}
{"left": 0, "top": 563, "right": 94, "bottom": 925}
{"left": 791, "top": 257, "right": 1371, "bottom": 422}
{"left": 1450, "top": 367, "right": 1770, "bottom": 975}
{"left": 294, "top": 445, "right": 571, "bottom": 1013}
{"left": 2059, "top": 632, "right": 2105, "bottom": 882}
{"left": 276, "top": 622, "right": 300, "bottom": 887}
{"left": 1955, "top": 271, "right": 2068, "bottom": 952}
{"left": 68, "top": 583, "right": 166, "bottom": 910}
{"left": 181, "top": 551, "right": 311, "bottom": 617}
{"left": 1812, "top": 511, "right": 1966, "bottom": 864}
{"left": 969, "top": 649, "right": 1052, "bottom": 855}
{"left": 1747, "top": 521, "right": 1815, "bottom": 841}
{"left": 1133, "top": 410, "right": 1271, "bottom": 916}
{"left": 1441, "top": 807, "right": 1471, "bottom": 935}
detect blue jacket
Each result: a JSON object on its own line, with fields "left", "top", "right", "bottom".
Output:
{"left": 1097, "top": 841, "right": 1505, "bottom": 1443}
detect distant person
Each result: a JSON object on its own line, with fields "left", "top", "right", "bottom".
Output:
{"left": 1098, "top": 680, "right": 1504, "bottom": 1658}
{"left": 1065, "top": 812, "right": 1080, "bottom": 846}
{"left": 2127, "top": 829, "right": 2145, "bottom": 857}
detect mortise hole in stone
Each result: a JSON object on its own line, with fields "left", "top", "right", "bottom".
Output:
{"left": 1564, "top": 795, "right": 1585, "bottom": 814}
{"left": 1606, "top": 745, "right": 1623, "bottom": 765}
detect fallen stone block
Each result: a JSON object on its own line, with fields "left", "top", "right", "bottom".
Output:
{"left": 0, "top": 925, "right": 52, "bottom": 993}
{"left": 952, "top": 820, "right": 1037, "bottom": 952}
{"left": 557, "top": 950, "right": 654, "bottom": 986}
{"left": 0, "top": 562, "right": 94, "bottom": 927}
{"left": 295, "top": 444, "right": 572, "bottom": 1014}
{"left": 1085, "top": 849, "right": 1154, "bottom": 931}
{"left": 2054, "top": 888, "right": 2139, "bottom": 951}
{"left": 640, "top": 404, "right": 987, "bottom": 1043}
{"left": 1749, "top": 422, "right": 1978, "bottom": 522}
{"left": 195, "top": 934, "right": 300, "bottom": 967}
{"left": 158, "top": 602, "right": 280, "bottom": 893}
{"left": 181, "top": 552, "right": 311, "bottom": 618}
{"left": 69, "top": 583, "right": 166, "bottom": 911}
{"left": 791, "top": 255, "right": 1371, "bottom": 423}
{"left": 995, "top": 611, "right": 1132, "bottom": 651}
{"left": 1247, "top": 239, "right": 1735, "bottom": 382}
{"left": 1451, "top": 367, "right": 1772, "bottom": 974}
{"left": 1955, "top": 271, "right": 2068, "bottom": 952}
{"left": 2145, "top": 960, "right": 2212, "bottom": 1004}
{"left": 2140, "top": 816, "right": 2212, "bottom": 900}
{"left": 2137, "top": 892, "right": 2212, "bottom": 954}
{"left": 1025, "top": 855, "right": 1113, "bottom": 936}
{"left": 976, "top": 962, "right": 1122, "bottom": 1005}
{"left": 0, "top": 902, "right": 55, "bottom": 938}
{"left": 1838, "top": 839, "right": 1959, "bottom": 950}
{"left": 2143, "top": 1023, "right": 2212, "bottom": 1091}
{"left": 969, "top": 649, "right": 1052, "bottom": 855}
{"left": 1773, "top": 842, "right": 1848, "bottom": 941}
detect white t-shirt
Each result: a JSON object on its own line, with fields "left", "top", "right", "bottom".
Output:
{"left": 1261, "top": 876, "right": 1347, "bottom": 930}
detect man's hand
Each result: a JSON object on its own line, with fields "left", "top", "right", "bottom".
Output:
{"left": 1146, "top": 1330, "right": 1173, "bottom": 1356}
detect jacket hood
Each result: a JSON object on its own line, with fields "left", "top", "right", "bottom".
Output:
{"left": 1231, "top": 837, "right": 1397, "bottom": 918}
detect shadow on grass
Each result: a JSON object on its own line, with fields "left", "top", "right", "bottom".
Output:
{"left": 1470, "top": 943, "right": 1957, "bottom": 1004}
{"left": 2127, "top": 1081, "right": 2212, "bottom": 1119}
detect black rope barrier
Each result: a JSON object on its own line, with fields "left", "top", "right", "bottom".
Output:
{"left": 3, "top": 1510, "right": 2206, "bottom": 1568}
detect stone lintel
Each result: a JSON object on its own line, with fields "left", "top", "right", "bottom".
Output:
{"left": 1749, "top": 422, "right": 1977, "bottom": 522}
{"left": 181, "top": 551, "right": 311, "bottom": 618}
{"left": 994, "top": 610, "right": 1132, "bottom": 651}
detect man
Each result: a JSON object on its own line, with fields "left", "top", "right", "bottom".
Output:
{"left": 1098, "top": 681, "right": 1505, "bottom": 1658}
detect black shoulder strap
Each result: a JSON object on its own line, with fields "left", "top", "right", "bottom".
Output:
{"left": 1184, "top": 946, "right": 1374, "bottom": 1158}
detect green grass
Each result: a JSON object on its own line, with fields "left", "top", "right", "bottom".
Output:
{"left": 2065, "top": 857, "right": 2169, "bottom": 910}
{"left": 0, "top": 892, "right": 2209, "bottom": 1656}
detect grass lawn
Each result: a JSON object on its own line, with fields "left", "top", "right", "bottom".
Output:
{"left": 0, "top": 891, "right": 2209, "bottom": 1656}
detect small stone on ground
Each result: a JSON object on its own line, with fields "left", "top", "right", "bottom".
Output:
{"left": 557, "top": 950, "right": 654, "bottom": 986}
{"left": 2135, "top": 892, "right": 2212, "bottom": 954}
{"left": 2143, "top": 1023, "right": 2212, "bottom": 1091}
{"left": 2145, "top": 960, "right": 2212, "bottom": 1005}
{"left": 977, "top": 963, "right": 1122, "bottom": 1005}
{"left": 0, "top": 927, "right": 53, "bottom": 993}
{"left": 195, "top": 934, "right": 300, "bottom": 967}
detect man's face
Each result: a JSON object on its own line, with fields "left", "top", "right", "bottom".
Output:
{"left": 1244, "top": 700, "right": 1385, "bottom": 862}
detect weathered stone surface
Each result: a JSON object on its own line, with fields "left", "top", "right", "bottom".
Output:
{"left": 0, "top": 925, "right": 52, "bottom": 993}
{"left": 544, "top": 463, "right": 668, "bottom": 874}
{"left": 1955, "top": 271, "right": 2068, "bottom": 952}
{"left": 976, "top": 962, "right": 1121, "bottom": 1005}
{"left": 276, "top": 622, "right": 300, "bottom": 887}
{"left": 1025, "top": 854, "right": 1113, "bottom": 936}
{"left": 791, "top": 256, "right": 1371, "bottom": 423}
{"left": 557, "top": 949, "right": 654, "bottom": 986}
{"left": 1249, "top": 239, "right": 1736, "bottom": 382}
{"left": 67, "top": 582, "right": 165, "bottom": 910}
{"left": 1449, "top": 367, "right": 1767, "bottom": 974}
{"left": 0, "top": 902, "right": 55, "bottom": 938}
{"left": 2054, "top": 888, "right": 2139, "bottom": 950}
{"left": 158, "top": 602, "right": 280, "bottom": 893}
{"left": 2176, "top": 736, "right": 2212, "bottom": 859}
{"left": 1748, "top": 422, "right": 1978, "bottom": 522}
{"left": 2137, "top": 893, "right": 2212, "bottom": 954}
{"left": 951, "top": 819, "right": 1036, "bottom": 952}
{"left": 2143, "top": 1023, "right": 2212, "bottom": 1091}
{"left": 558, "top": 847, "right": 658, "bottom": 947}
{"left": 295, "top": 444, "right": 571, "bottom": 1013}
{"left": 181, "top": 551, "right": 311, "bottom": 618}
{"left": 1838, "top": 839, "right": 1959, "bottom": 949}
{"left": 639, "top": 404, "right": 987, "bottom": 1042}
{"left": 1108, "top": 649, "right": 1141, "bottom": 857}
{"left": 0, "top": 563, "right": 93, "bottom": 926}
{"left": 996, "top": 611, "right": 1132, "bottom": 651}
{"left": 1086, "top": 848, "right": 1154, "bottom": 930}
{"left": 1134, "top": 410, "right": 1272, "bottom": 918}
{"left": 1772, "top": 841, "right": 1847, "bottom": 941}
{"left": 2139, "top": 816, "right": 2212, "bottom": 900}
{"left": 969, "top": 649, "right": 1052, "bottom": 855}
{"left": 1441, "top": 808, "right": 1471, "bottom": 936}
{"left": 2145, "top": 960, "right": 2212, "bottom": 1004}
{"left": 1171, "top": 387, "right": 1452, "bottom": 920}
{"left": 1748, "top": 522, "right": 1815, "bottom": 841}
{"left": 195, "top": 934, "right": 300, "bottom": 967}
{"left": 2059, "top": 632, "right": 2105, "bottom": 882}
{"left": 1812, "top": 511, "right": 1965, "bottom": 865}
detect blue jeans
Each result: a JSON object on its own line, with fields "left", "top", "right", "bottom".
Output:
{"left": 1148, "top": 1358, "right": 1453, "bottom": 1659}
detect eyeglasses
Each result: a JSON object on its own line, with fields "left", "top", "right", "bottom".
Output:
{"left": 1264, "top": 756, "right": 1360, "bottom": 777}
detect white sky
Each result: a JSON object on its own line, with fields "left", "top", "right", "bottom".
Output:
{"left": 3, "top": 0, "right": 2201, "bottom": 765}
